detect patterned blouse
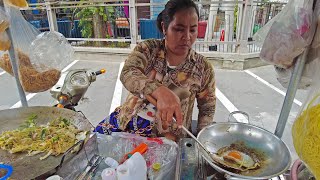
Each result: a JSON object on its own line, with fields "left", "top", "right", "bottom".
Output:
{"left": 117, "top": 39, "right": 216, "bottom": 137}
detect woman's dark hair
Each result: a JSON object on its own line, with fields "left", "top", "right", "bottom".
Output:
{"left": 156, "top": 0, "right": 199, "bottom": 34}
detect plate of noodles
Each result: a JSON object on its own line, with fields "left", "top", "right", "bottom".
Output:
{"left": 0, "top": 106, "right": 93, "bottom": 179}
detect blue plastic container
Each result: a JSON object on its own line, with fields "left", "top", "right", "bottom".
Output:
{"left": 0, "top": 164, "right": 13, "bottom": 180}
{"left": 57, "top": 20, "right": 72, "bottom": 38}
{"left": 71, "top": 20, "right": 82, "bottom": 38}
{"left": 140, "top": 19, "right": 163, "bottom": 39}
{"left": 41, "top": 19, "right": 49, "bottom": 29}
{"left": 29, "top": 20, "right": 41, "bottom": 29}
{"left": 30, "top": 0, "right": 40, "bottom": 14}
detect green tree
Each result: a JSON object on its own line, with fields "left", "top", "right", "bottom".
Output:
{"left": 75, "top": 1, "right": 109, "bottom": 46}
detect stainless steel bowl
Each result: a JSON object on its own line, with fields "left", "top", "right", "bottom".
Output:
{"left": 197, "top": 122, "right": 292, "bottom": 179}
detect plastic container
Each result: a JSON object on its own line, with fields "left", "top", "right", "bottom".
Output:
{"left": 71, "top": 20, "right": 82, "bottom": 38}
{"left": 104, "top": 157, "right": 119, "bottom": 169}
{"left": 116, "top": 164, "right": 131, "bottom": 180}
{"left": 0, "top": 164, "right": 13, "bottom": 180}
{"left": 117, "top": 152, "right": 147, "bottom": 180}
{"left": 150, "top": 0, "right": 166, "bottom": 20}
{"left": 139, "top": 19, "right": 163, "bottom": 39}
{"left": 198, "top": 21, "right": 207, "bottom": 38}
{"left": 29, "top": 20, "right": 41, "bottom": 29}
{"left": 101, "top": 168, "right": 117, "bottom": 180}
{"left": 57, "top": 20, "right": 72, "bottom": 38}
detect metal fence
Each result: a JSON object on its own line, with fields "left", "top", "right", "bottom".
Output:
{"left": 21, "top": 0, "right": 286, "bottom": 53}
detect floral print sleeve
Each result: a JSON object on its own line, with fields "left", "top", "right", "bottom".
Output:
{"left": 196, "top": 59, "right": 216, "bottom": 132}
{"left": 120, "top": 41, "right": 162, "bottom": 97}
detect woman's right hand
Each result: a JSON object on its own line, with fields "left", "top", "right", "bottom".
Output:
{"left": 151, "top": 86, "right": 183, "bottom": 130}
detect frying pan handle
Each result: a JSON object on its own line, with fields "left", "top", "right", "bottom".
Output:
{"left": 58, "top": 140, "right": 85, "bottom": 168}
{"left": 225, "top": 174, "right": 246, "bottom": 180}
{"left": 228, "top": 111, "right": 250, "bottom": 124}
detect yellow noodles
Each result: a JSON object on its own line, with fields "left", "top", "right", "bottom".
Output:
{"left": 0, "top": 51, "right": 60, "bottom": 93}
{"left": 0, "top": 33, "right": 10, "bottom": 51}
{"left": 292, "top": 94, "right": 320, "bottom": 179}
{"left": 0, "top": 116, "right": 87, "bottom": 160}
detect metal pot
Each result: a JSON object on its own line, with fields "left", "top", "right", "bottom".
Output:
{"left": 197, "top": 111, "right": 291, "bottom": 179}
{"left": 0, "top": 106, "right": 94, "bottom": 179}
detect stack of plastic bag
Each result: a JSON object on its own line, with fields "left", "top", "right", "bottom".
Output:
{"left": 0, "top": 4, "right": 74, "bottom": 93}
{"left": 254, "top": 0, "right": 320, "bottom": 90}
{"left": 254, "top": 0, "right": 316, "bottom": 68}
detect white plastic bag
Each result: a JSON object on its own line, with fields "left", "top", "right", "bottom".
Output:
{"left": 97, "top": 133, "right": 178, "bottom": 180}
{"left": 254, "top": 0, "right": 317, "bottom": 68}
{"left": 0, "top": 7, "right": 73, "bottom": 93}
{"left": 274, "top": 46, "right": 320, "bottom": 89}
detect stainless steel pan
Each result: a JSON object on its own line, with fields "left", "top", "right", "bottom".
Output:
{"left": 197, "top": 111, "right": 291, "bottom": 179}
{"left": 0, "top": 106, "right": 93, "bottom": 180}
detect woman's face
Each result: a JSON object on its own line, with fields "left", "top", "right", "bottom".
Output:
{"left": 163, "top": 8, "right": 198, "bottom": 56}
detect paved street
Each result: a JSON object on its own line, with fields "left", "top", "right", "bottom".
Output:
{"left": 0, "top": 57, "right": 308, "bottom": 163}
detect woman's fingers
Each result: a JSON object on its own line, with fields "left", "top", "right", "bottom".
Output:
{"left": 166, "top": 110, "right": 174, "bottom": 123}
{"left": 157, "top": 111, "right": 169, "bottom": 130}
{"left": 161, "top": 111, "right": 167, "bottom": 122}
{"left": 162, "top": 121, "right": 169, "bottom": 130}
{"left": 174, "top": 106, "right": 183, "bottom": 127}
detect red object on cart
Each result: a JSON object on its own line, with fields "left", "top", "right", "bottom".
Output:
{"left": 220, "top": 29, "right": 225, "bottom": 41}
{"left": 198, "top": 21, "right": 207, "bottom": 38}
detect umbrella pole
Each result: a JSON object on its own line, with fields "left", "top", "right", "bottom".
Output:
{"left": 274, "top": 48, "right": 308, "bottom": 138}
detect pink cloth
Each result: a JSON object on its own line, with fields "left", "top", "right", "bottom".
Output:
{"left": 124, "top": 1, "right": 129, "bottom": 18}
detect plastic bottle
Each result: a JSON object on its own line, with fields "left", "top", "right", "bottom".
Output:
{"left": 116, "top": 164, "right": 131, "bottom": 180}
{"left": 101, "top": 168, "right": 117, "bottom": 180}
{"left": 117, "top": 152, "right": 147, "bottom": 180}
{"left": 104, "top": 157, "right": 119, "bottom": 169}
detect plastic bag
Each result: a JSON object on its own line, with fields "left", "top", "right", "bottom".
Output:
{"left": 0, "top": 32, "right": 10, "bottom": 51}
{"left": 253, "top": 0, "right": 317, "bottom": 68}
{"left": 274, "top": 46, "right": 320, "bottom": 89}
{"left": 3, "top": 0, "right": 28, "bottom": 8}
{"left": 97, "top": 133, "right": 178, "bottom": 180}
{"left": 29, "top": 31, "right": 74, "bottom": 72}
{"left": 0, "top": 51, "right": 61, "bottom": 92}
{"left": 0, "top": 7, "right": 73, "bottom": 93}
{"left": 292, "top": 64, "right": 320, "bottom": 179}
{"left": 0, "top": 8, "right": 9, "bottom": 32}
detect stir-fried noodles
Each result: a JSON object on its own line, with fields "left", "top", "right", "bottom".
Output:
{"left": 0, "top": 114, "right": 87, "bottom": 160}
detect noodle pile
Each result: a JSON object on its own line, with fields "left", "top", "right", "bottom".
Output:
{"left": 0, "top": 115, "right": 87, "bottom": 160}
{"left": 0, "top": 51, "right": 60, "bottom": 93}
{"left": 0, "top": 19, "right": 9, "bottom": 32}
{"left": 0, "top": 32, "right": 10, "bottom": 51}
{"left": 292, "top": 94, "right": 320, "bottom": 179}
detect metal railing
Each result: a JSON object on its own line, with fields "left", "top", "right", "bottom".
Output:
{"left": 20, "top": 0, "right": 286, "bottom": 53}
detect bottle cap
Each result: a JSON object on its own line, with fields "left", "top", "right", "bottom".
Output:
{"left": 152, "top": 163, "right": 161, "bottom": 171}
